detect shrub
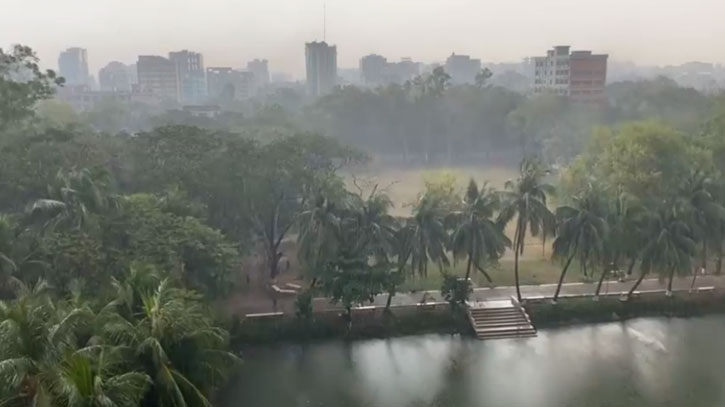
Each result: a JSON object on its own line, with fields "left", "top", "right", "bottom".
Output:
{"left": 441, "top": 273, "right": 472, "bottom": 310}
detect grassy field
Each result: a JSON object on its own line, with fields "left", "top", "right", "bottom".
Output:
{"left": 399, "top": 256, "right": 596, "bottom": 292}
{"left": 345, "top": 164, "right": 584, "bottom": 292}
{"left": 344, "top": 164, "right": 520, "bottom": 217}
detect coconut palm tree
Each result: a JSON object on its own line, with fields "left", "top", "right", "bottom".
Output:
{"left": 26, "top": 168, "right": 118, "bottom": 234}
{"left": 102, "top": 275, "right": 239, "bottom": 407}
{"left": 675, "top": 171, "right": 725, "bottom": 288}
{"left": 448, "top": 180, "right": 510, "bottom": 284}
{"left": 0, "top": 279, "right": 93, "bottom": 406}
{"left": 51, "top": 348, "right": 150, "bottom": 407}
{"left": 498, "top": 159, "right": 556, "bottom": 301}
{"left": 408, "top": 194, "right": 450, "bottom": 277}
{"left": 297, "top": 195, "right": 342, "bottom": 285}
{"left": 705, "top": 179, "right": 725, "bottom": 275}
{"left": 603, "top": 189, "right": 644, "bottom": 273}
{"left": 385, "top": 222, "right": 414, "bottom": 310}
{"left": 627, "top": 204, "right": 696, "bottom": 298}
{"left": 552, "top": 186, "right": 608, "bottom": 301}
{"left": 345, "top": 188, "right": 397, "bottom": 262}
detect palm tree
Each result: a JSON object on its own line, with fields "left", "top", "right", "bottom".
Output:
{"left": 707, "top": 180, "right": 725, "bottom": 275}
{"left": 498, "top": 159, "right": 556, "bottom": 301}
{"left": 346, "top": 188, "right": 397, "bottom": 262}
{"left": 675, "top": 171, "right": 725, "bottom": 288}
{"left": 603, "top": 189, "right": 645, "bottom": 282}
{"left": 0, "top": 279, "right": 93, "bottom": 406}
{"left": 386, "top": 222, "right": 414, "bottom": 309}
{"left": 51, "top": 349, "right": 150, "bottom": 407}
{"left": 408, "top": 194, "right": 450, "bottom": 277}
{"left": 448, "top": 180, "right": 510, "bottom": 284}
{"left": 103, "top": 275, "right": 239, "bottom": 407}
{"left": 297, "top": 195, "right": 342, "bottom": 285}
{"left": 26, "top": 168, "right": 118, "bottom": 234}
{"left": 552, "top": 186, "right": 608, "bottom": 301}
{"left": 627, "top": 204, "right": 696, "bottom": 298}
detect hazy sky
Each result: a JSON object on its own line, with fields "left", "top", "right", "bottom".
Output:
{"left": 3, "top": 0, "right": 725, "bottom": 78}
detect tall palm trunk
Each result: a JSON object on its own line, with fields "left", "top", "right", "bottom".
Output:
{"left": 554, "top": 239, "right": 579, "bottom": 301}
{"left": 701, "top": 241, "right": 708, "bottom": 273}
{"left": 464, "top": 236, "right": 476, "bottom": 281}
{"left": 595, "top": 265, "right": 608, "bottom": 296}
{"left": 627, "top": 269, "right": 647, "bottom": 299}
{"left": 387, "top": 262, "right": 407, "bottom": 310}
{"left": 385, "top": 288, "right": 394, "bottom": 309}
{"left": 464, "top": 245, "right": 474, "bottom": 281}
{"left": 475, "top": 263, "right": 494, "bottom": 284}
{"left": 667, "top": 265, "right": 676, "bottom": 294}
{"left": 690, "top": 267, "right": 698, "bottom": 292}
{"left": 514, "top": 247, "right": 521, "bottom": 302}
{"left": 626, "top": 256, "right": 636, "bottom": 276}
{"left": 513, "top": 222, "right": 523, "bottom": 302}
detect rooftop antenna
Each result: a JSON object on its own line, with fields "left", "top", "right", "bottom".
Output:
{"left": 323, "top": 3, "right": 327, "bottom": 42}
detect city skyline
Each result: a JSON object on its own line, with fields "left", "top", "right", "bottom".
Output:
{"left": 3, "top": 0, "right": 725, "bottom": 78}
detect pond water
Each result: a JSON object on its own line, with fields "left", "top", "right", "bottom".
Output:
{"left": 222, "top": 316, "right": 725, "bottom": 407}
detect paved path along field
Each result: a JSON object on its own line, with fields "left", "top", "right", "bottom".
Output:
{"left": 310, "top": 275, "right": 725, "bottom": 312}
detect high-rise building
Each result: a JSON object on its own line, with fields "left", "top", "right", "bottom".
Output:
{"left": 390, "top": 58, "right": 420, "bottom": 83}
{"left": 305, "top": 41, "right": 337, "bottom": 97}
{"left": 137, "top": 55, "right": 180, "bottom": 103}
{"left": 98, "top": 61, "right": 131, "bottom": 92}
{"left": 247, "top": 59, "right": 270, "bottom": 91}
{"left": 533, "top": 45, "right": 608, "bottom": 101}
{"left": 360, "top": 54, "right": 388, "bottom": 85}
{"left": 58, "top": 47, "right": 90, "bottom": 87}
{"left": 445, "top": 53, "right": 481, "bottom": 84}
{"left": 168, "top": 50, "right": 206, "bottom": 104}
{"left": 359, "top": 54, "right": 420, "bottom": 86}
{"left": 206, "top": 67, "right": 254, "bottom": 101}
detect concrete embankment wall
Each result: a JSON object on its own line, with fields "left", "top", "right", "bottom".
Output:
{"left": 233, "top": 288, "right": 725, "bottom": 344}
{"left": 234, "top": 302, "right": 469, "bottom": 344}
{"left": 525, "top": 288, "right": 725, "bottom": 327}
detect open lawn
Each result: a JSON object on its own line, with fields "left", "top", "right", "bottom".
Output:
{"left": 399, "top": 256, "right": 601, "bottom": 292}
{"left": 345, "top": 164, "right": 582, "bottom": 291}
{"left": 344, "top": 164, "right": 520, "bottom": 217}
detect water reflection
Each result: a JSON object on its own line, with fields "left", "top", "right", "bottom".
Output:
{"left": 222, "top": 316, "right": 725, "bottom": 407}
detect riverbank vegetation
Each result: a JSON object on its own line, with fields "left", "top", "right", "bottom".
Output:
{"left": 3, "top": 44, "right": 725, "bottom": 401}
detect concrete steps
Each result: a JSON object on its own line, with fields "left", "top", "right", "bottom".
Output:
{"left": 467, "top": 300, "right": 537, "bottom": 340}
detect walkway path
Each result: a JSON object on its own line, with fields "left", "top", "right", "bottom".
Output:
{"left": 309, "top": 275, "right": 725, "bottom": 312}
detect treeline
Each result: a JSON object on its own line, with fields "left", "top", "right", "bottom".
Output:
{"left": 304, "top": 71, "right": 719, "bottom": 164}
{"left": 34, "top": 62, "right": 723, "bottom": 167}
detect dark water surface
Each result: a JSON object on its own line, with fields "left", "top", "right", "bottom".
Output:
{"left": 222, "top": 316, "right": 725, "bottom": 407}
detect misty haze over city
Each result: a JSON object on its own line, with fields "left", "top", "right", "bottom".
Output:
{"left": 4, "top": 0, "right": 725, "bottom": 77}
{"left": 4, "top": 1, "right": 725, "bottom": 407}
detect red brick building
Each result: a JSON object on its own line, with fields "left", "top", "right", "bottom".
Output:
{"left": 569, "top": 51, "right": 608, "bottom": 101}
{"left": 533, "top": 46, "right": 608, "bottom": 102}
